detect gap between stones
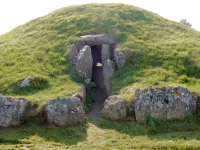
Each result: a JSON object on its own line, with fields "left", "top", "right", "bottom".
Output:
{"left": 88, "top": 45, "right": 107, "bottom": 121}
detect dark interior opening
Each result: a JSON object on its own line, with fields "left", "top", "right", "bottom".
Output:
{"left": 88, "top": 44, "right": 115, "bottom": 120}
{"left": 89, "top": 45, "right": 107, "bottom": 120}
{"left": 91, "top": 45, "right": 105, "bottom": 88}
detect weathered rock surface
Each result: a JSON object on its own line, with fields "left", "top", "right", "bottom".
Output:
{"left": 103, "top": 59, "right": 115, "bottom": 96}
{"left": 69, "top": 44, "right": 79, "bottom": 65}
{"left": 101, "top": 95, "right": 127, "bottom": 121}
{"left": 81, "top": 33, "right": 115, "bottom": 46}
{"left": 18, "top": 78, "right": 32, "bottom": 87}
{"left": 46, "top": 97, "right": 85, "bottom": 127}
{"left": 84, "top": 78, "right": 91, "bottom": 91}
{"left": 101, "top": 44, "right": 110, "bottom": 66}
{"left": 76, "top": 46, "right": 93, "bottom": 79}
{"left": 114, "top": 49, "right": 126, "bottom": 69}
{"left": 0, "top": 95, "right": 28, "bottom": 127}
{"left": 134, "top": 86, "right": 197, "bottom": 124}
{"left": 72, "top": 85, "right": 86, "bottom": 104}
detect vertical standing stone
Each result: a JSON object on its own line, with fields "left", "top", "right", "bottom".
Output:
{"left": 103, "top": 59, "right": 115, "bottom": 96}
{"left": 101, "top": 44, "right": 110, "bottom": 66}
{"left": 76, "top": 46, "right": 93, "bottom": 79}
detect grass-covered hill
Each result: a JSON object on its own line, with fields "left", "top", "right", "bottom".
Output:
{"left": 0, "top": 3, "right": 200, "bottom": 149}
{"left": 0, "top": 3, "right": 200, "bottom": 106}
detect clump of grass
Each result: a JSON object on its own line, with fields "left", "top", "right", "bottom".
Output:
{"left": 84, "top": 82, "right": 96, "bottom": 112}
{"left": 145, "top": 109, "right": 200, "bottom": 135}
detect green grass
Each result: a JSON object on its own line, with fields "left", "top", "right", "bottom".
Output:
{"left": 0, "top": 3, "right": 200, "bottom": 149}
{"left": 0, "top": 115, "right": 200, "bottom": 149}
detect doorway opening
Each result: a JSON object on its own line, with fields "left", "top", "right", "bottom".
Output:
{"left": 91, "top": 45, "right": 104, "bottom": 88}
{"left": 88, "top": 45, "right": 107, "bottom": 121}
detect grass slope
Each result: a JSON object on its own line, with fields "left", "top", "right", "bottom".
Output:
{"left": 0, "top": 3, "right": 200, "bottom": 149}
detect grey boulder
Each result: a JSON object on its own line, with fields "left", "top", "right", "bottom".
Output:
{"left": 134, "top": 86, "right": 197, "bottom": 124}
{"left": 101, "top": 95, "right": 127, "bottom": 121}
{"left": 46, "top": 97, "right": 85, "bottom": 127}
{"left": 0, "top": 95, "right": 28, "bottom": 127}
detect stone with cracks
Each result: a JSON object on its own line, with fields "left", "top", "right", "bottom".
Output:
{"left": 0, "top": 95, "right": 28, "bottom": 127}
{"left": 46, "top": 97, "right": 85, "bottom": 127}
{"left": 103, "top": 59, "right": 115, "bottom": 96}
{"left": 134, "top": 86, "right": 197, "bottom": 124}
{"left": 101, "top": 95, "right": 127, "bottom": 121}
{"left": 101, "top": 44, "right": 110, "bottom": 66}
{"left": 76, "top": 46, "right": 93, "bottom": 79}
{"left": 114, "top": 49, "right": 126, "bottom": 69}
{"left": 81, "top": 33, "right": 115, "bottom": 46}
{"left": 69, "top": 44, "right": 79, "bottom": 65}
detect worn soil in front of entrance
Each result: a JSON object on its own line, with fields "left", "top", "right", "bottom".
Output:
{"left": 88, "top": 65, "right": 106, "bottom": 121}
{"left": 87, "top": 87, "right": 105, "bottom": 121}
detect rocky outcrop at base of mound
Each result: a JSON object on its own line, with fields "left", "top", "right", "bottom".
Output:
{"left": 134, "top": 86, "right": 197, "bottom": 124}
{"left": 0, "top": 95, "right": 28, "bottom": 127}
{"left": 46, "top": 97, "right": 85, "bottom": 127}
{"left": 101, "top": 95, "right": 127, "bottom": 121}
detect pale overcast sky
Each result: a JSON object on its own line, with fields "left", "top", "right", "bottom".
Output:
{"left": 0, "top": 0, "right": 199, "bottom": 35}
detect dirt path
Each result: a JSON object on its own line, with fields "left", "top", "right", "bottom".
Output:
{"left": 88, "top": 87, "right": 105, "bottom": 121}
{"left": 88, "top": 65, "right": 106, "bottom": 121}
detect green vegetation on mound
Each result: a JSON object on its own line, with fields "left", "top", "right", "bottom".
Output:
{"left": 0, "top": 3, "right": 200, "bottom": 149}
{"left": 0, "top": 3, "right": 200, "bottom": 105}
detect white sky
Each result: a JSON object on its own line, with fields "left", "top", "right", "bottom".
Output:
{"left": 0, "top": 0, "right": 200, "bottom": 35}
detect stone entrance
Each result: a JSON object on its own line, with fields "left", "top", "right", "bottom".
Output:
{"left": 69, "top": 33, "right": 126, "bottom": 120}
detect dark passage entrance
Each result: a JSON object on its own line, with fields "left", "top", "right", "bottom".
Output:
{"left": 91, "top": 45, "right": 105, "bottom": 88}
{"left": 88, "top": 45, "right": 107, "bottom": 121}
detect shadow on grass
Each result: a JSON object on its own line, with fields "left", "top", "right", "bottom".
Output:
{"left": 94, "top": 112, "right": 200, "bottom": 141}
{"left": 0, "top": 122, "right": 88, "bottom": 145}
{"left": 10, "top": 84, "right": 50, "bottom": 96}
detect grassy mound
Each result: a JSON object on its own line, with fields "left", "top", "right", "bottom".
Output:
{"left": 0, "top": 3, "right": 200, "bottom": 149}
{"left": 1, "top": 4, "right": 199, "bottom": 107}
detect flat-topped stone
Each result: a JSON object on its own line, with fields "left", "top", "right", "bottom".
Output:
{"left": 81, "top": 33, "right": 115, "bottom": 46}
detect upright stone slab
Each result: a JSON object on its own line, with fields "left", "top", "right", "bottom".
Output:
{"left": 114, "top": 49, "right": 126, "bottom": 69}
{"left": 103, "top": 59, "right": 115, "bottom": 96}
{"left": 101, "top": 44, "right": 110, "bottom": 66}
{"left": 0, "top": 95, "right": 28, "bottom": 127}
{"left": 46, "top": 97, "right": 85, "bottom": 127}
{"left": 76, "top": 46, "right": 93, "bottom": 79}
{"left": 69, "top": 44, "right": 79, "bottom": 65}
{"left": 134, "top": 86, "right": 197, "bottom": 124}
